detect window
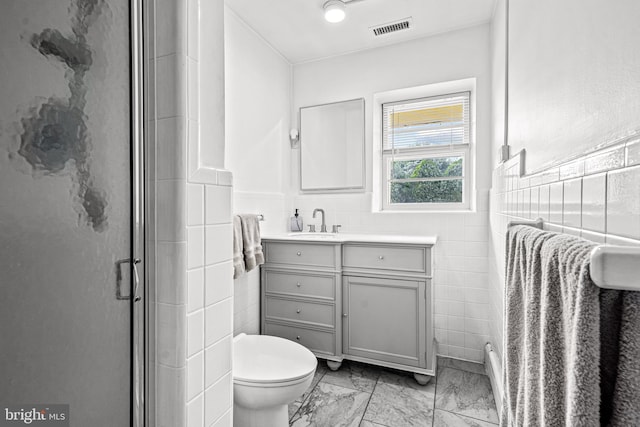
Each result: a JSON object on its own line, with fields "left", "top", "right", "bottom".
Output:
{"left": 381, "top": 92, "right": 471, "bottom": 210}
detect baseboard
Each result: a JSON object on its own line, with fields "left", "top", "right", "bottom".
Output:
{"left": 484, "top": 342, "right": 503, "bottom": 415}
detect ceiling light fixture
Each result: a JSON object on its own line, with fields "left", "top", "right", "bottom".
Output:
{"left": 324, "top": 0, "right": 346, "bottom": 23}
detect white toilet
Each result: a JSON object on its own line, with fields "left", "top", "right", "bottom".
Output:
{"left": 233, "top": 333, "right": 317, "bottom": 427}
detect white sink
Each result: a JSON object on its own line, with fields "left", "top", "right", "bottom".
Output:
{"left": 286, "top": 232, "right": 338, "bottom": 240}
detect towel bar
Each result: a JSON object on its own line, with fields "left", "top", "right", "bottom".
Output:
{"left": 507, "top": 218, "right": 543, "bottom": 229}
{"left": 507, "top": 218, "right": 640, "bottom": 291}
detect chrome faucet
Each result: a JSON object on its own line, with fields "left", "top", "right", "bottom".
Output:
{"left": 312, "top": 208, "right": 327, "bottom": 232}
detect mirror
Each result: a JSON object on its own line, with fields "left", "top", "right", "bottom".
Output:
{"left": 300, "top": 98, "right": 365, "bottom": 192}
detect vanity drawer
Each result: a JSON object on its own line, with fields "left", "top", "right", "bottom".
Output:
{"left": 263, "top": 270, "right": 336, "bottom": 300}
{"left": 264, "top": 322, "right": 335, "bottom": 356}
{"left": 265, "top": 242, "right": 337, "bottom": 269}
{"left": 265, "top": 297, "right": 335, "bottom": 329}
{"left": 343, "top": 244, "right": 430, "bottom": 275}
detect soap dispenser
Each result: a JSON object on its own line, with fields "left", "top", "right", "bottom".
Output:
{"left": 290, "top": 209, "right": 303, "bottom": 232}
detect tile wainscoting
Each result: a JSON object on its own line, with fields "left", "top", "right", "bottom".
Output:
{"left": 487, "top": 135, "right": 640, "bottom": 404}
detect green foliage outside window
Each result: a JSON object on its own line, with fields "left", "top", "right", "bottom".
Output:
{"left": 390, "top": 157, "right": 463, "bottom": 203}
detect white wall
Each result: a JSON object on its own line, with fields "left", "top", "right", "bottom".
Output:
{"left": 291, "top": 24, "right": 494, "bottom": 362}
{"left": 508, "top": 0, "right": 640, "bottom": 173}
{"left": 224, "top": 6, "right": 292, "bottom": 335}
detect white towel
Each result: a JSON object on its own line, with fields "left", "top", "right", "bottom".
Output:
{"left": 232, "top": 215, "right": 245, "bottom": 279}
{"left": 238, "top": 214, "right": 264, "bottom": 272}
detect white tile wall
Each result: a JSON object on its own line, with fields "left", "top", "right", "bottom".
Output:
{"left": 157, "top": 303, "right": 187, "bottom": 367}
{"left": 157, "top": 242, "right": 187, "bottom": 305}
{"left": 187, "top": 268, "right": 204, "bottom": 312}
{"left": 157, "top": 365, "right": 187, "bottom": 426}
{"left": 627, "top": 138, "right": 640, "bottom": 166}
{"left": 152, "top": 0, "right": 233, "bottom": 426}
{"left": 488, "top": 137, "right": 640, "bottom": 365}
{"left": 205, "top": 374, "right": 233, "bottom": 426}
{"left": 185, "top": 181, "right": 233, "bottom": 427}
{"left": 187, "top": 394, "right": 204, "bottom": 427}
{"left": 187, "top": 226, "right": 205, "bottom": 269}
{"left": 607, "top": 166, "right": 640, "bottom": 239}
{"left": 582, "top": 173, "right": 606, "bottom": 233}
{"left": 187, "top": 184, "right": 205, "bottom": 226}
{"left": 206, "top": 261, "right": 233, "bottom": 306}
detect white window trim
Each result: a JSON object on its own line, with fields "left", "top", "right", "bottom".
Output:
{"left": 372, "top": 78, "right": 477, "bottom": 213}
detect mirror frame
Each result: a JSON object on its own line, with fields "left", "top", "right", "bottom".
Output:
{"left": 299, "top": 98, "right": 366, "bottom": 192}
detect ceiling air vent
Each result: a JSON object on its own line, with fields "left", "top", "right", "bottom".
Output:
{"left": 371, "top": 18, "right": 412, "bottom": 37}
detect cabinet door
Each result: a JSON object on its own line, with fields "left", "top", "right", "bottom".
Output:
{"left": 343, "top": 276, "right": 426, "bottom": 368}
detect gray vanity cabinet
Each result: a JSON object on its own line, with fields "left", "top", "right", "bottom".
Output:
{"left": 342, "top": 275, "right": 427, "bottom": 368}
{"left": 260, "top": 241, "right": 343, "bottom": 363}
{"left": 261, "top": 237, "right": 436, "bottom": 384}
{"left": 341, "top": 242, "right": 434, "bottom": 382}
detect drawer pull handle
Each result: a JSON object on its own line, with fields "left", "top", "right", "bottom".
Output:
{"left": 296, "top": 309, "right": 301, "bottom": 313}
{"left": 296, "top": 283, "right": 302, "bottom": 288}
{"left": 296, "top": 251, "right": 302, "bottom": 256}
{"left": 296, "top": 335, "right": 301, "bottom": 340}
{"left": 343, "top": 313, "right": 348, "bottom": 317}
{"left": 378, "top": 255, "right": 384, "bottom": 260}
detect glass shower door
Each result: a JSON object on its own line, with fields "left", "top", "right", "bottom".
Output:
{"left": 0, "top": 0, "right": 140, "bottom": 425}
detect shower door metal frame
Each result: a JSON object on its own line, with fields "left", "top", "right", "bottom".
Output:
{"left": 131, "top": 0, "right": 147, "bottom": 425}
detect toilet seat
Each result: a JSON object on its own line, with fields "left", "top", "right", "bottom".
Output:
{"left": 233, "top": 334, "right": 317, "bottom": 386}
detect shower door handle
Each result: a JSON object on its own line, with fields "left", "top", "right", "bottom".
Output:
{"left": 116, "top": 258, "right": 142, "bottom": 301}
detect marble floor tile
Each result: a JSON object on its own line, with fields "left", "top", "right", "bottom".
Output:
{"left": 362, "top": 370, "right": 435, "bottom": 427}
{"left": 435, "top": 367, "right": 498, "bottom": 424}
{"left": 378, "top": 369, "right": 437, "bottom": 393}
{"left": 433, "top": 409, "right": 497, "bottom": 426}
{"left": 290, "top": 382, "right": 371, "bottom": 427}
{"left": 437, "top": 358, "right": 486, "bottom": 375}
{"left": 321, "top": 361, "right": 380, "bottom": 393}
{"left": 289, "top": 362, "right": 329, "bottom": 420}
{"left": 302, "top": 365, "right": 328, "bottom": 400}
{"left": 315, "top": 359, "right": 329, "bottom": 376}
{"left": 289, "top": 400, "right": 303, "bottom": 421}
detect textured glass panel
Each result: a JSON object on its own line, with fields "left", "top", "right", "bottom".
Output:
{"left": 0, "top": 0, "right": 132, "bottom": 425}
{"left": 390, "top": 180, "right": 463, "bottom": 204}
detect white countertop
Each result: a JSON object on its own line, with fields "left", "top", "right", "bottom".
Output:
{"left": 261, "top": 232, "right": 438, "bottom": 245}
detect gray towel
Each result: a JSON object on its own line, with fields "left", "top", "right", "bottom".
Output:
{"left": 600, "top": 286, "right": 640, "bottom": 426}
{"left": 238, "top": 214, "right": 264, "bottom": 272}
{"left": 232, "top": 215, "right": 245, "bottom": 279}
{"left": 501, "top": 226, "right": 640, "bottom": 427}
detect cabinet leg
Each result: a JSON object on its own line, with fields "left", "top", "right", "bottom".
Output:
{"left": 326, "top": 360, "right": 342, "bottom": 371}
{"left": 413, "top": 373, "right": 432, "bottom": 386}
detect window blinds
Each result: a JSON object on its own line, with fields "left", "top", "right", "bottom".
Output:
{"left": 382, "top": 92, "right": 470, "bottom": 151}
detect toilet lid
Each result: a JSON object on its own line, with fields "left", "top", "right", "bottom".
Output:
{"left": 234, "top": 334, "right": 317, "bottom": 384}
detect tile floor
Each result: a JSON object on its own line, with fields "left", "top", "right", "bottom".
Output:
{"left": 288, "top": 357, "right": 498, "bottom": 427}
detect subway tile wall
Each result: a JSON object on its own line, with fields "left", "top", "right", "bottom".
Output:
{"left": 292, "top": 191, "right": 493, "bottom": 363}
{"left": 186, "top": 182, "right": 233, "bottom": 427}
{"left": 152, "top": 0, "right": 233, "bottom": 426}
{"left": 488, "top": 136, "right": 640, "bottom": 366}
